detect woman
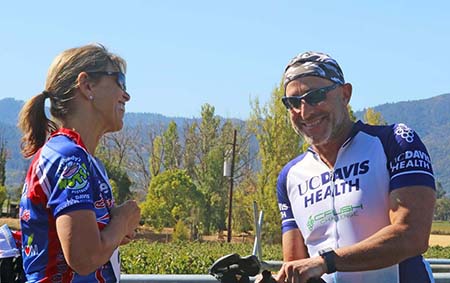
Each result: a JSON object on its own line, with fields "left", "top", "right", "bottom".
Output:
{"left": 18, "top": 44, "right": 141, "bottom": 282}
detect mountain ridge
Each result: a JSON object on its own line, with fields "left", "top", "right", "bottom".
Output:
{"left": 1, "top": 93, "right": 449, "bottom": 192}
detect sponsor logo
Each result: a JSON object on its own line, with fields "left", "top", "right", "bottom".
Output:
{"left": 279, "top": 203, "right": 289, "bottom": 219}
{"left": 395, "top": 124, "right": 414, "bottom": 143}
{"left": 297, "top": 160, "right": 369, "bottom": 196}
{"left": 307, "top": 203, "right": 363, "bottom": 231}
{"left": 58, "top": 157, "right": 90, "bottom": 190}
{"left": 390, "top": 150, "right": 432, "bottom": 172}
{"left": 20, "top": 209, "right": 31, "bottom": 222}
{"left": 24, "top": 234, "right": 39, "bottom": 257}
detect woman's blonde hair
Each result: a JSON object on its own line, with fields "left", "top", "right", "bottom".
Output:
{"left": 18, "top": 43, "right": 126, "bottom": 158}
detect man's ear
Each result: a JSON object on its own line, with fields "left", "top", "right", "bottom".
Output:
{"left": 76, "top": 72, "right": 94, "bottom": 100}
{"left": 341, "top": 83, "right": 352, "bottom": 105}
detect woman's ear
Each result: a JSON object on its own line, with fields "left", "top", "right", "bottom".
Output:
{"left": 76, "top": 72, "right": 94, "bottom": 101}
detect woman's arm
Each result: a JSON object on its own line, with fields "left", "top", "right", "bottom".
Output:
{"left": 56, "top": 200, "right": 140, "bottom": 275}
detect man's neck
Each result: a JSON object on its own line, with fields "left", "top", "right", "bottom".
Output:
{"left": 312, "top": 120, "right": 355, "bottom": 168}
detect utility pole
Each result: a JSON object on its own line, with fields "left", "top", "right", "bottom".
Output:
{"left": 226, "top": 129, "right": 237, "bottom": 243}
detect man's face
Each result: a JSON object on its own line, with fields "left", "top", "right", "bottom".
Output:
{"left": 285, "top": 76, "right": 351, "bottom": 146}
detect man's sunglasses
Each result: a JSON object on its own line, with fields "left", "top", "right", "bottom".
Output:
{"left": 87, "top": 71, "right": 127, "bottom": 93}
{"left": 281, "top": 83, "right": 340, "bottom": 110}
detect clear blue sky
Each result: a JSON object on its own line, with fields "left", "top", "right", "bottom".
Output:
{"left": 1, "top": 1, "right": 449, "bottom": 119}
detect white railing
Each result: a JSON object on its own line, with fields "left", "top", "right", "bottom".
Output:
{"left": 121, "top": 205, "right": 450, "bottom": 282}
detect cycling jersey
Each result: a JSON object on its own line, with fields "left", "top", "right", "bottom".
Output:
{"left": 19, "top": 128, "right": 117, "bottom": 283}
{"left": 277, "top": 121, "right": 435, "bottom": 283}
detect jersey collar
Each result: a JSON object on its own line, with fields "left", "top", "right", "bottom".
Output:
{"left": 50, "top": 128, "right": 88, "bottom": 151}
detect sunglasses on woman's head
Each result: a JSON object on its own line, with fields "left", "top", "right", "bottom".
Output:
{"left": 281, "top": 83, "right": 340, "bottom": 110}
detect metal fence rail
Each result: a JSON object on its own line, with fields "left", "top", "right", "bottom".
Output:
{"left": 120, "top": 273, "right": 450, "bottom": 283}
{"left": 120, "top": 258, "right": 450, "bottom": 283}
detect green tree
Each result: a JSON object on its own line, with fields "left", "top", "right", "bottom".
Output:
{"left": 363, "top": 108, "right": 387, "bottom": 125}
{"left": 150, "top": 136, "right": 164, "bottom": 177}
{"left": 183, "top": 122, "right": 199, "bottom": 180}
{"left": 141, "top": 169, "right": 202, "bottom": 230}
{"left": 436, "top": 181, "right": 447, "bottom": 199}
{"left": 0, "top": 136, "right": 7, "bottom": 187}
{"left": 181, "top": 104, "right": 238, "bottom": 235}
{"left": 434, "top": 197, "right": 450, "bottom": 221}
{"left": 347, "top": 105, "right": 357, "bottom": 122}
{"left": 249, "top": 80, "right": 305, "bottom": 243}
{"left": 173, "top": 219, "right": 190, "bottom": 242}
{"left": 0, "top": 185, "right": 7, "bottom": 210}
{"left": 162, "top": 121, "right": 182, "bottom": 170}
{"left": 96, "top": 134, "right": 133, "bottom": 204}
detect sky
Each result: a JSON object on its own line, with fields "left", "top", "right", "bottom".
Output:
{"left": 1, "top": 1, "right": 449, "bottom": 119}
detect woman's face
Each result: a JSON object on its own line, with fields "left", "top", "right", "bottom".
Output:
{"left": 89, "top": 70, "right": 130, "bottom": 134}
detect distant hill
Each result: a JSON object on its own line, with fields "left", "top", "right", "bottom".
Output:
{"left": 1, "top": 94, "right": 450, "bottom": 194}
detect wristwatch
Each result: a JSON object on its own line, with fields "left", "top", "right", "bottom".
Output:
{"left": 318, "top": 248, "right": 337, "bottom": 274}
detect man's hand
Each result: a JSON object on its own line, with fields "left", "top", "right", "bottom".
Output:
{"left": 276, "top": 256, "right": 327, "bottom": 283}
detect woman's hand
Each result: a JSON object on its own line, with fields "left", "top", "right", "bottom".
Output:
{"left": 111, "top": 200, "right": 141, "bottom": 244}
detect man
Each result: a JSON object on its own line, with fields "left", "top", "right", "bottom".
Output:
{"left": 275, "top": 51, "right": 436, "bottom": 283}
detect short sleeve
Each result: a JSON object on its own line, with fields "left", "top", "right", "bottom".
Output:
{"left": 48, "top": 148, "right": 95, "bottom": 217}
{"left": 386, "top": 123, "right": 435, "bottom": 191}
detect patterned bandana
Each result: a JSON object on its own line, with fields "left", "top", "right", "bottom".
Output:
{"left": 283, "top": 51, "right": 345, "bottom": 90}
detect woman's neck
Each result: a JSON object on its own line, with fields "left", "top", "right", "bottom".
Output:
{"left": 62, "top": 119, "right": 103, "bottom": 155}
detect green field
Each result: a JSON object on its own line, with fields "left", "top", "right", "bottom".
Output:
{"left": 119, "top": 241, "right": 450, "bottom": 274}
{"left": 431, "top": 221, "right": 450, "bottom": 235}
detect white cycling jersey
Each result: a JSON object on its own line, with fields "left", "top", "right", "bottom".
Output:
{"left": 277, "top": 121, "right": 435, "bottom": 283}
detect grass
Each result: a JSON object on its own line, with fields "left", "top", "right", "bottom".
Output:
{"left": 431, "top": 221, "right": 450, "bottom": 235}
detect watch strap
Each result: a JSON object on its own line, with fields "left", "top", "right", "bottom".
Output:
{"left": 318, "top": 248, "right": 336, "bottom": 274}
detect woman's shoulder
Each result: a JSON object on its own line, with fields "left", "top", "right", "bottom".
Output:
{"left": 43, "top": 135, "right": 88, "bottom": 160}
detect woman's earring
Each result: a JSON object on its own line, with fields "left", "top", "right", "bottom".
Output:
{"left": 89, "top": 96, "right": 94, "bottom": 100}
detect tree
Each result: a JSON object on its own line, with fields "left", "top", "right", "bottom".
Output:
{"left": 0, "top": 135, "right": 8, "bottom": 208}
{"left": 96, "top": 133, "right": 134, "bottom": 204}
{"left": 249, "top": 80, "right": 306, "bottom": 243}
{"left": 149, "top": 136, "right": 164, "bottom": 177}
{"left": 434, "top": 197, "right": 450, "bottom": 221}
{"left": 436, "top": 181, "right": 447, "bottom": 199}
{"left": 0, "top": 136, "right": 7, "bottom": 187}
{"left": 162, "top": 121, "right": 182, "bottom": 170}
{"left": 0, "top": 185, "right": 7, "bottom": 210}
{"left": 141, "top": 169, "right": 202, "bottom": 230}
{"left": 347, "top": 105, "right": 357, "bottom": 122}
{"left": 364, "top": 108, "right": 387, "bottom": 125}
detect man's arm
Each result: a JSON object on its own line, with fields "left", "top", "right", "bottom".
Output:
{"left": 334, "top": 185, "right": 435, "bottom": 271}
{"left": 282, "top": 229, "right": 309, "bottom": 261}
{"left": 276, "top": 185, "right": 436, "bottom": 282}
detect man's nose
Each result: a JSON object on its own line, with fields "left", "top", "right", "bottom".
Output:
{"left": 290, "top": 101, "right": 315, "bottom": 120}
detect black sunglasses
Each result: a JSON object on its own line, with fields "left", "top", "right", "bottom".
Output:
{"left": 87, "top": 71, "right": 127, "bottom": 93}
{"left": 281, "top": 83, "right": 340, "bottom": 110}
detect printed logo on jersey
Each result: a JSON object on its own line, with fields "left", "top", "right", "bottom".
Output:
{"left": 24, "top": 234, "right": 39, "bottom": 257}
{"left": 20, "top": 208, "right": 31, "bottom": 222}
{"left": 297, "top": 160, "right": 369, "bottom": 208}
{"left": 389, "top": 150, "right": 432, "bottom": 174}
{"left": 395, "top": 124, "right": 414, "bottom": 143}
{"left": 58, "top": 156, "right": 90, "bottom": 191}
{"left": 307, "top": 203, "right": 363, "bottom": 231}
{"left": 279, "top": 203, "right": 290, "bottom": 219}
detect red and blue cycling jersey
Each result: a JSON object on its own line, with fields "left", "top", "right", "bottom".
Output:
{"left": 277, "top": 121, "right": 436, "bottom": 283}
{"left": 19, "top": 128, "right": 117, "bottom": 283}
